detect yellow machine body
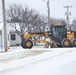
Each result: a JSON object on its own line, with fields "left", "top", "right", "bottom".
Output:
{"left": 21, "top": 23, "right": 76, "bottom": 48}
{"left": 23, "top": 32, "right": 50, "bottom": 47}
{"left": 67, "top": 31, "right": 75, "bottom": 41}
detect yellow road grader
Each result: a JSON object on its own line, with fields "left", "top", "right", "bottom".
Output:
{"left": 21, "top": 24, "right": 76, "bottom": 48}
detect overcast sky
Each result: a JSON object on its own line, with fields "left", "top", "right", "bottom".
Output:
{"left": 0, "top": 0, "right": 76, "bottom": 22}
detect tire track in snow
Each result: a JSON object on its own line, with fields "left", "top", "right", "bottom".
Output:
{"left": 0, "top": 49, "right": 75, "bottom": 74}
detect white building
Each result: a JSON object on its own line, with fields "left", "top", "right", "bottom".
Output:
{"left": 8, "top": 23, "right": 21, "bottom": 46}
{"left": 0, "top": 22, "right": 21, "bottom": 51}
{"left": 10, "top": 31, "right": 21, "bottom": 46}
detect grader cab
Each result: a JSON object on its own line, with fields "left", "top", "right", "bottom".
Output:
{"left": 51, "top": 24, "right": 76, "bottom": 47}
{"left": 21, "top": 24, "right": 76, "bottom": 49}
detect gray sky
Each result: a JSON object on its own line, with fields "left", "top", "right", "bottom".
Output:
{"left": 0, "top": 0, "right": 76, "bottom": 22}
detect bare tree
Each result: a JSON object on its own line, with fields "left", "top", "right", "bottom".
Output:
{"left": 50, "top": 18, "right": 66, "bottom": 24}
{"left": 6, "top": 4, "right": 33, "bottom": 40}
{"left": 28, "top": 11, "right": 47, "bottom": 33}
{"left": 6, "top": 4, "right": 48, "bottom": 41}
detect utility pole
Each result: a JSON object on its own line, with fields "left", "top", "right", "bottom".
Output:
{"left": 47, "top": 0, "right": 50, "bottom": 29}
{"left": 2, "top": 0, "right": 7, "bottom": 52}
{"left": 64, "top": 6, "right": 72, "bottom": 31}
{"left": 43, "top": 0, "right": 50, "bottom": 30}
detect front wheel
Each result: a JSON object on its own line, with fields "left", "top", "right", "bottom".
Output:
{"left": 25, "top": 40, "right": 33, "bottom": 49}
{"left": 21, "top": 40, "right": 33, "bottom": 49}
{"left": 21, "top": 40, "right": 26, "bottom": 48}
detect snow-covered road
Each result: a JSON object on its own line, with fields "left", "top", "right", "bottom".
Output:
{"left": 0, "top": 47, "right": 76, "bottom": 75}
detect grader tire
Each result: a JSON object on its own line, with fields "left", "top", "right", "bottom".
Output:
{"left": 21, "top": 40, "right": 33, "bottom": 49}
{"left": 24, "top": 40, "right": 33, "bottom": 49}
{"left": 72, "top": 38, "right": 76, "bottom": 47}
{"left": 21, "top": 40, "right": 26, "bottom": 48}
{"left": 62, "top": 38, "right": 71, "bottom": 47}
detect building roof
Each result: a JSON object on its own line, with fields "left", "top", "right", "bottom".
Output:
{"left": 0, "top": 22, "right": 16, "bottom": 32}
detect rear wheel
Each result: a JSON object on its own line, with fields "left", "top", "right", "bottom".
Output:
{"left": 72, "top": 38, "right": 76, "bottom": 47}
{"left": 61, "top": 38, "right": 71, "bottom": 47}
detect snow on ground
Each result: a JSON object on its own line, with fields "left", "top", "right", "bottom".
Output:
{"left": 0, "top": 46, "right": 76, "bottom": 75}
